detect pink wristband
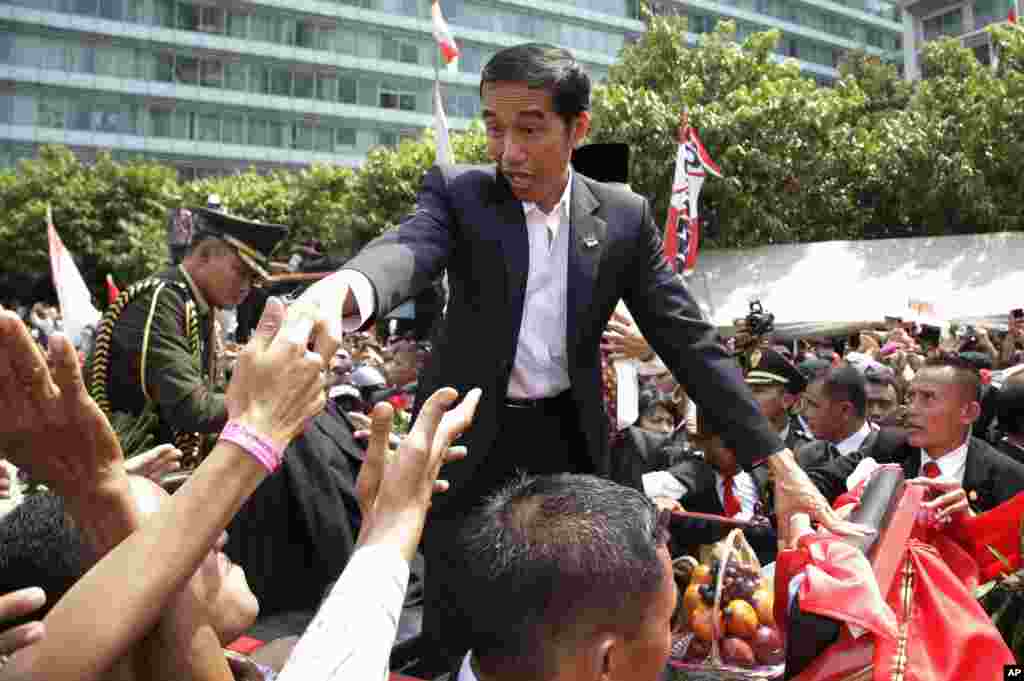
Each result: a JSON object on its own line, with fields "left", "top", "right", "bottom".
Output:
{"left": 219, "top": 420, "right": 284, "bottom": 473}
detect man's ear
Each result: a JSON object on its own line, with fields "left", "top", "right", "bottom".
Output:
{"left": 571, "top": 111, "right": 592, "bottom": 148}
{"left": 588, "top": 633, "right": 617, "bottom": 681}
{"left": 962, "top": 399, "right": 982, "bottom": 425}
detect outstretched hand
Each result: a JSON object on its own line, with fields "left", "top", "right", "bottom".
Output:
{"left": 0, "top": 312, "right": 123, "bottom": 500}
{"left": 355, "top": 387, "right": 482, "bottom": 561}
{"left": 770, "top": 449, "right": 874, "bottom": 550}
{"left": 0, "top": 587, "right": 46, "bottom": 657}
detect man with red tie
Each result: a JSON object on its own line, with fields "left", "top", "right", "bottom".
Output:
{"left": 806, "top": 355, "right": 1024, "bottom": 515}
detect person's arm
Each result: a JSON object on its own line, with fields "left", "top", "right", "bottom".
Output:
{"left": 0, "top": 299, "right": 327, "bottom": 681}
{"left": 277, "top": 388, "right": 480, "bottom": 681}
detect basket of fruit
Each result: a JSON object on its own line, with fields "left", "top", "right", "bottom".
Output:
{"left": 668, "top": 529, "right": 784, "bottom": 680}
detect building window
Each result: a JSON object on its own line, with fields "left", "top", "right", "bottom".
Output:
{"left": 227, "top": 11, "right": 248, "bottom": 37}
{"left": 294, "top": 72, "right": 314, "bottom": 99}
{"left": 198, "top": 112, "right": 220, "bottom": 141}
{"left": 314, "top": 126, "right": 333, "bottom": 152}
{"left": 380, "top": 88, "right": 416, "bottom": 111}
{"left": 292, "top": 121, "right": 313, "bottom": 149}
{"left": 222, "top": 114, "right": 244, "bottom": 144}
{"left": 175, "top": 55, "right": 199, "bottom": 84}
{"left": 338, "top": 76, "right": 357, "bottom": 104}
{"left": 296, "top": 20, "right": 317, "bottom": 48}
{"left": 38, "top": 95, "right": 65, "bottom": 128}
{"left": 200, "top": 59, "right": 224, "bottom": 87}
{"left": 923, "top": 8, "right": 963, "bottom": 40}
{"left": 336, "top": 127, "right": 356, "bottom": 147}
{"left": 270, "top": 68, "right": 291, "bottom": 96}
{"left": 248, "top": 118, "right": 268, "bottom": 146}
{"left": 268, "top": 120, "right": 287, "bottom": 148}
{"left": 378, "top": 130, "right": 398, "bottom": 146}
{"left": 316, "top": 73, "right": 337, "bottom": 101}
{"left": 177, "top": 2, "right": 199, "bottom": 30}
{"left": 225, "top": 61, "right": 247, "bottom": 90}
{"left": 200, "top": 5, "right": 224, "bottom": 32}
{"left": 150, "top": 107, "right": 173, "bottom": 137}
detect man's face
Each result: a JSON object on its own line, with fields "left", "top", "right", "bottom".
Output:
{"left": 130, "top": 476, "right": 258, "bottom": 645}
{"left": 749, "top": 383, "right": 787, "bottom": 424}
{"left": 482, "top": 81, "right": 589, "bottom": 210}
{"left": 905, "top": 370, "right": 976, "bottom": 452}
{"left": 865, "top": 382, "right": 899, "bottom": 426}
{"left": 615, "top": 545, "right": 677, "bottom": 681}
{"left": 702, "top": 434, "right": 738, "bottom": 476}
{"left": 200, "top": 250, "right": 255, "bottom": 308}
{"left": 803, "top": 380, "right": 843, "bottom": 444}
{"left": 638, "top": 405, "right": 674, "bottom": 434}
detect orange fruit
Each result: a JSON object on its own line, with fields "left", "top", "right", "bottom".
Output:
{"left": 690, "top": 604, "right": 724, "bottom": 642}
{"left": 751, "top": 588, "right": 774, "bottom": 626}
{"left": 683, "top": 583, "right": 703, "bottom": 615}
{"left": 723, "top": 599, "right": 759, "bottom": 639}
{"left": 691, "top": 564, "right": 713, "bottom": 586}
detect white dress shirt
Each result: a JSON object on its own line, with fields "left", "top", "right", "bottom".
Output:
{"left": 919, "top": 438, "right": 970, "bottom": 484}
{"left": 835, "top": 421, "right": 873, "bottom": 456}
{"left": 276, "top": 544, "right": 410, "bottom": 681}
{"left": 715, "top": 470, "right": 759, "bottom": 519}
{"left": 456, "top": 652, "right": 478, "bottom": 681}
{"left": 330, "top": 171, "right": 575, "bottom": 400}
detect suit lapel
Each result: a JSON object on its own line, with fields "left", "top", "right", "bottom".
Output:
{"left": 566, "top": 174, "right": 607, "bottom": 372}
{"left": 900, "top": 445, "right": 920, "bottom": 480}
{"left": 962, "top": 438, "right": 987, "bottom": 507}
{"left": 489, "top": 172, "right": 531, "bottom": 355}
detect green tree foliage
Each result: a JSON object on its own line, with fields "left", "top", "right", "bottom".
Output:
{"left": 0, "top": 146, "right": 174, "bottom": 298}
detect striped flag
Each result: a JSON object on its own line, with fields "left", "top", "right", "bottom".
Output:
{"left": 47, "top": 205, "right": 100, "bottom": 347}
{"left": 431, "top": 0, "right": 459, "bottom": 67}
{"left": 433, "top": 79, "right": 453, "bottom": 165}
{"left": 663, "top": 112, "right": 721, "bottom": 274}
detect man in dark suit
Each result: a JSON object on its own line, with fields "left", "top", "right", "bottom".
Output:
{"left": 295, "top": 43, "right": 864, "bottom": 669}
{"left": 798, "top": 365, "right": 878, "bottom": 471}
{"left": 806, "top": 355, "right": 1024, "bottom": 517}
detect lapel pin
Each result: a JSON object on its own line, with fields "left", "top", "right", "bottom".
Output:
{"left": 583, "top": 236, "right": 598, "bottom": 248}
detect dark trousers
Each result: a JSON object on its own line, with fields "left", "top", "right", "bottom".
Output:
{"left": 417, "top": 391, "right": 591, "bottom": 675}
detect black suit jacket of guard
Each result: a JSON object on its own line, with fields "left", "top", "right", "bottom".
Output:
{"left": 805, "top": 427, "right": 1024, "bottom": 513}
{"left": 344, "top": 165, "right": 782, "bottom": 511}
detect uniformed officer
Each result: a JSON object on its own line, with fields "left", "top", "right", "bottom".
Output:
{"left": 88, "top": 208, "right": 287, "bottom": 466}
{"left": 745, "top": 348, "right": 812, "bottom": 452}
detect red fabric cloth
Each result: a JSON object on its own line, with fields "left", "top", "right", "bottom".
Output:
{"left": 226, "top": 636, "right": 264, "bottom": 655}
{"left": 949, "top": 491, "right": 1024, "bottom": 581}
{"left": 722, "top": 473, "right": 741, "bottom": 517}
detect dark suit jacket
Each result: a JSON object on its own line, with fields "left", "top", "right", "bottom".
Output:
{"left": 796, "top": 428, "right": 879, "bottom": 471}
{"left": 805, "top": 428, "right": 1024, "bottom": 513}
{"left": 344, "top": 165, "right": 781, "bottom": 510}
{"left": 666, "top": 456, "right": 777, "bottom": 564}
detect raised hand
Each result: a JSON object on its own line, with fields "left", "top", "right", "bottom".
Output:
{"left": 0, "top": 313, "right": 123, "bottom": 500}
{"left": 601, "top": 312, "right": 653, "bottom": 361}
{"left": 356, "top": 387, "right": 481, "bottom": 561}
{"left": 124, "top": 444, "right": 182, "bottom": 483}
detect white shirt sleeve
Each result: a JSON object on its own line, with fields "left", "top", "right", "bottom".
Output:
{"left": 332, "top": 270, "right": 377, "bottom": 333}
{"left": 276, "top": 544, "right": 410, "bottom": 681}
{"left": 642, "top": 471, "right": 687, "bottom": 500}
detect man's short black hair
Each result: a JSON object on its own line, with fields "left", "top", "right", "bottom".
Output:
{"left": 920, "top": 354, "right": 983, "bottom": 403}
{"left": 0, "top": 493, "right": 91, "bottom": 627}
{"left": 997, "top": 384, "right": 1024, "bottom": 437}
{"left": 455, "top": 474, "right": 668, "bottom": 680}
{"left": 814, "top": 366, "right": 867, "bottom": 418}
{"left": 480, "top": 43, "right": 591, "bottom": 126}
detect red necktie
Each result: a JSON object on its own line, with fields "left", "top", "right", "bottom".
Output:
{"left": 722, "top": 473, "right": 742, "bottom": 517}
{"left": 923, "top": 461, "right": 941, "bottom": 478}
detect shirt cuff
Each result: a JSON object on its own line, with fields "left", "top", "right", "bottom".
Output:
{"left": 642, "top": 471, "right": 687, "bottom": 500}
{"left": 334, "top": 270, "right": 376, "bottom": 333}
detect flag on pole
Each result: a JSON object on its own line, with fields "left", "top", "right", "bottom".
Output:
{"left": 663, "top": 111, "right": 721, "bottom": 275}
{"left": 431, "top": 0, "right": 459, "bottom": 68}
{"left": 1010, "top": 0, "right": 1018, "bottom": 23}
{"left": 433, "top": 80, "right": 454, "bottom": 166}
{"left": 105, "top": 273, "right": 120, "bottom": 304}
{"left": 47, "top": 205, "right": 100, "bottom": 347}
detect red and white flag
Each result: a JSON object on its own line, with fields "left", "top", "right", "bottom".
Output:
{"left": 433, "top": 80, "right": 454, "bottom": 165}
{"left": 47, "top": 205, "right": 100, "bottom": 346}
{"left": 105, "top": 273, "right": 121, "bottom": 304}
{"left": 663, "top": 112, "right": 721, "bottom": 275}
{"left": 431, "top": 0, "right": 459, "bottom": 66}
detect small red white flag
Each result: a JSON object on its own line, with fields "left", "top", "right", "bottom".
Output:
{"left": 663, "top": 112, "right": 721, "bottom": 274}
{"left": 106, "top": 273, "right": 121, "bottom": 304}
{"left": 431, "top": 0, "right": 459, "bottom": 65}
{"left": 47, "top": 205, "right": 100, "bottom": 346}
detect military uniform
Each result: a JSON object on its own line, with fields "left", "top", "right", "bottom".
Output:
{"left": 744, "top": 348, "right": 809, "bottom": 518}
{"left": 88, "top": 209, "right": 287, "bottom": 464}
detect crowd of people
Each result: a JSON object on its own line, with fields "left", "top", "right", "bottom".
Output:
{"left": 1, "top": 40, "right": 1023, "bottom": 681}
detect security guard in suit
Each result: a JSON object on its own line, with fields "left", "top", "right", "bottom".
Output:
{"left": 88, "top": 208, "right": 287, "bottom": 466}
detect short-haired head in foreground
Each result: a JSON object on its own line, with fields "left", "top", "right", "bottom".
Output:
{"left": 455, "top": 473, "right": 676, "bottom": 681}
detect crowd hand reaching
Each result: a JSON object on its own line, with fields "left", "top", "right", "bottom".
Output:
{"left": 908, "top": 477, "right": 970, "bottom": 524}
{"left": 292, "top": 274, "right": 351, "bottom": 359}
{"left": 355, "top": 387, "right": 481, "bottom": 562}
{"left": 0, "top": 588, "right": 46, "bottom": 657}
{"left": 601, "top": 312, "right": 653, "bottom": 361}
{"left": 653, "top": 496, "right": 683, "bottom": 514}
{"left": 769, "top": 449, "right": 874, "bottom": 551}
{"left": 224, "top": 298, "right": 329, "bottom": 451}
{"left": 0, "top": 309, "right": 125, "bottom": 502}
{"left": 124, "top": 445, "right": 182, "bottom": 483}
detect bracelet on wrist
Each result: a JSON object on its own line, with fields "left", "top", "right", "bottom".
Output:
{"left": 219, "top": 420, "right": 284, "bottom": 473}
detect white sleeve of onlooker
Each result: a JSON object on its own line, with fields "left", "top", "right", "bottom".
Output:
{"left": 276, "top": 544, "right": 410, "bottom": 681}
{"left": 335, "top": 270, "right": 377, "bottom": 333}
{"left": 642, "top": 470, "right": 687, "bottom": 500}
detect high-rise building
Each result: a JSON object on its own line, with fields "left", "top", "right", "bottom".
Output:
{"left": 897, "top": 0, "right": 1014, "bottom": 79}
{"left": 645, "top": 0, "right": 904, "bottom": 84}
{"left": 0, "top": 0, "right": 642, "bottom": 175}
